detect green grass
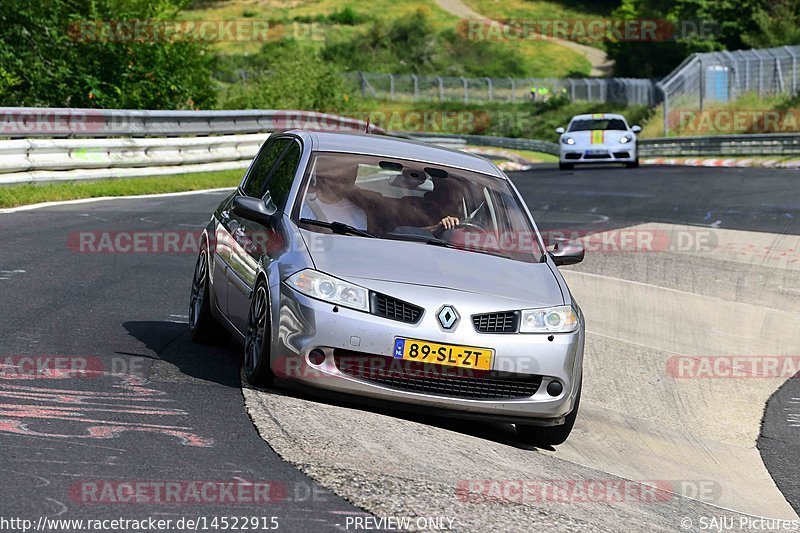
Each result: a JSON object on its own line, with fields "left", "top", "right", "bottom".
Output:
{"left": 350, "top": 98, "right": 653, "bottom": 141}
{"left": 501, "top": 148, "right": 559, "bottom": 162}
{"left": 183, "top": 1, "right": 590, "bottom": 77}
{"left": 0, "top": 169, "right": 242, "bottom": 209}
{"left": 463, "top": 0, "right": 617, "bottom": 49}
{"left": 640, "top": 92, "right": 800, "bottom": 138}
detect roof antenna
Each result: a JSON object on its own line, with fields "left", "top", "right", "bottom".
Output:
{"left": 365, "top": 117, "right": 370, "bottom": 134}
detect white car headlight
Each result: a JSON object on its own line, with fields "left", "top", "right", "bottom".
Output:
{"left": 619, "top": 135, "right": 631, "bottom": 144}
{"left": 286, "top": 269, "right": 369, "bottom": 312}
{"left": 519, "top": 305, "right": 578, "bottom": 333}
{"left": 562, "top": 136, "right": 575, "bottom": 145}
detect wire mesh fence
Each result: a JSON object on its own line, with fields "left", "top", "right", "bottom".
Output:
{"left": 343, "top": 72, "right": 658, "bottom": 107}
{"left": 658, "top": 45, "right": 800, "bottom": 135}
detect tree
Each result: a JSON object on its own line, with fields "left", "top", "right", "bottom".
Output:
{"left": 606, "top": 0, "right": 793, "bottom": 77}
{"left": 0, "top": 0, "right": 215, "bottom": 108}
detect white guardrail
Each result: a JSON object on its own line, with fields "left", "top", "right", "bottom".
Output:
{"left": 0, "top": 108, "right": 380, "bottom": 185}
{"left": 0, "top": 135, "right": 265, "bottom": 185}
{"left": 3, "top": 107, "right": 800, "bottom": 185}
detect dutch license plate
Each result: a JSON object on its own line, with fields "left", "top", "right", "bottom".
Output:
{"left": 393, "top": 338, "right": 494, "bottom": 370}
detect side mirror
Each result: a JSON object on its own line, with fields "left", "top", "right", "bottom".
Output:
{"left": 232, "top": 196, "right": 277, "bottom": 226}
{"left": 555, "top": 127, "right": 565, "bottom": 134}
{"left": 631, "top": 125, "right": 642, "bottom": 133}
{"left": 548, "top": 241, "right": 584, "bottom": 266}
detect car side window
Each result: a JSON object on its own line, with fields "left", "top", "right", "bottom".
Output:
{"left": 265, "top": 141, "right": 302, "bottom": 212}
{"left": 242, "top": 138, "right": 290, "bottom": 198}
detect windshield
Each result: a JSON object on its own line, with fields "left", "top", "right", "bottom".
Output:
{"left": 569, "top": 118, "right": 628, "bottom": 131}
{"left": 292, "top": 152, "right": 545, "bottom": 263}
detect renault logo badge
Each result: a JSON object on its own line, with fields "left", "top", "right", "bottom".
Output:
{"left": 437, "top": 305, "right": 459, "bottom": 330}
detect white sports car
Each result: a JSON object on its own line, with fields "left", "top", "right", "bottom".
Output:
{"left": 556, "top": 113, "right": 642, "bottom": 170}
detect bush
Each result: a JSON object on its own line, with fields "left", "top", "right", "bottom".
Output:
{"left": 321, "top": 9, "right": 528, "bottom": 77}
{"left": 327, "top": 6, "right": 368, "bottom": 26}
{"left": 0, "top": 0, "right": 216, "bottom": 109}
{"left": 219, "top": 41, "right": 353, "bottom": 112}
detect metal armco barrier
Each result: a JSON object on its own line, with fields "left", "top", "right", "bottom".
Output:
{"left": 638, "top": 134, "right": 800, "bottom": 157}
{"left": 407, "top": 132, "right": 800, "bottom": 158}
{"left": 0, "top": 108, "right": 382, "bottom": 138}
{"left": 0, "top": 134, "right": 267, "bottom": 185}
{"left": 2, "top": 106, "right": 799, "bottom": 185}
{"left": 0, "top": 108, "right": 379, "bottom": 185}
{"left": 403, "top": 132, "right": 560, "bottom": 156}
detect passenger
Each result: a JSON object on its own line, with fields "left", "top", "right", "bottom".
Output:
{"left": 300, "top": 156, "right": 369, "bottom": 231}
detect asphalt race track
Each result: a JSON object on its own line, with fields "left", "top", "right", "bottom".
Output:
{"left": 0, "top": 191, "right": 366, "bottom": 532}
{"left": 0, "top": 164, "right": 798, "bottom": 532}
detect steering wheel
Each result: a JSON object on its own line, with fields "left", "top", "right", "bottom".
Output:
{"left": 454, "top": 220, "right": 488, "bottom": 233}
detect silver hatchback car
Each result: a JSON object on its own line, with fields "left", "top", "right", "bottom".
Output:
{"left": 189, "top": 130, "right": 586, "bottom": 445}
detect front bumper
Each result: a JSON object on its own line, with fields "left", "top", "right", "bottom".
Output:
{"left": 270, "top": 284, "right": 584, "bottom": 423}
{"left": 560, "top": 144, "right": 637, "bottom": 163}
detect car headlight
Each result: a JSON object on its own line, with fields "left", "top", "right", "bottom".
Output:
{"left": 562, "top": 136, "right": 575, "bottom": 145}
{"left": 519, "top": 305, "right": 578, "bottom": 333}
{"left": 286, "top": 269, "right": 369, "bottom": 312}
{"left": 619, "top": 135, "right": 631, "bottom": 144}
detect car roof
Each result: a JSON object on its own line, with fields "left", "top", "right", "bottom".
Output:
{"left": 281, "top": 129, "right": 504, "bottom": 177}
{"left": 570, "top": 113, "right": 627, "bottom": 121}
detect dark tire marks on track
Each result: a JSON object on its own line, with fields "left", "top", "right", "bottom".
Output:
{"left": 0, "top": 192, "right": 364, "bottom": 531}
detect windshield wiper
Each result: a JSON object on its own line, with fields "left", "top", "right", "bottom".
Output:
{"left": 299, "top": 218, "right": 377, "bottom": 238}
{"left": 385, "top": 233, "right": 455, "bottom": 248}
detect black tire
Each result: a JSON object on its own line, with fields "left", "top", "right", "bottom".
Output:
{"left": 559, "top": 162, "right": 574, "bottom": 171}
{"left": 189, "top": 246, "right": 229, "bottom": 343}
{"left": 243, "top": 278, "right": 275, "bottom": 387}
{"left": 626, "top": 157, "right": 639, "bottom": 169}
{"left": 517, "top": 380, "right": 581, "bottom": 446}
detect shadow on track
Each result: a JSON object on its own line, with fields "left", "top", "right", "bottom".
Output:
{"left": 122, "top": 320, "right": 242, "bottom": 388}
{"left": 123, "top": 320, "right": 548, "bottom": 451}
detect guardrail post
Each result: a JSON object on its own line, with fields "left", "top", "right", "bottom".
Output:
{"left": 509, "top": 78, "right": 515, "bottom": 103}
{"left": 657, "top": 82, "right": 669, "bottom": 136}
{"left": 698, "top": 57, "right": 705, "bottom": 111}
{"left": 461, "top": 77, "right": 468, "bottom": 104}
{"left": 436, "top": 77, "right": 444, "bottom": 101}
{"left": 411, "top": 75, "right": 419, "bottom": 100}
{"left": 389, "top": 74, "right": 395, "bottom": 101}
{"left": 485, "top": 77, "right": 493, "bottom": 101}
{"left": 742, "top": 53, "right": 750, "bottom": 92}
{"left": 785, "top": 46, "right": 797, "bottom": 95}
{"left": 568, "top": 79, "right": 575, "bottom": 101}
{"left": 359, "top": 71, "right": 366, "bottom": 98}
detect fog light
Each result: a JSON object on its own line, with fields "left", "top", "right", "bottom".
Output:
{"left": 546, "top": 380, "right": 563, "bottom": 396}
{"left": 308, "top": 349, "right": 326, "bottom": 366}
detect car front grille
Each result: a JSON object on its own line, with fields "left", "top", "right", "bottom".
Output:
{"left": 472, "top": 311, "right": 519, "bottom": 333}
{"left": 584, "top": 152, "right": 611, "bottom": 159}
{"left": 613, "top": 151, "right": 631, "bottom": 158}
{"left": 370, "top": 293, "right": 423, "bottom": 324}
{"left": 333, "top": 351, "right": 541, "bottom": 400}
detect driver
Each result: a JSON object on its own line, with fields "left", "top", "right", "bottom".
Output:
{"left": 421, "top": 178, "right": 465, "bottom": 234}
{"left": 300, "top": 156, "right": 368, "bottom": 231}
